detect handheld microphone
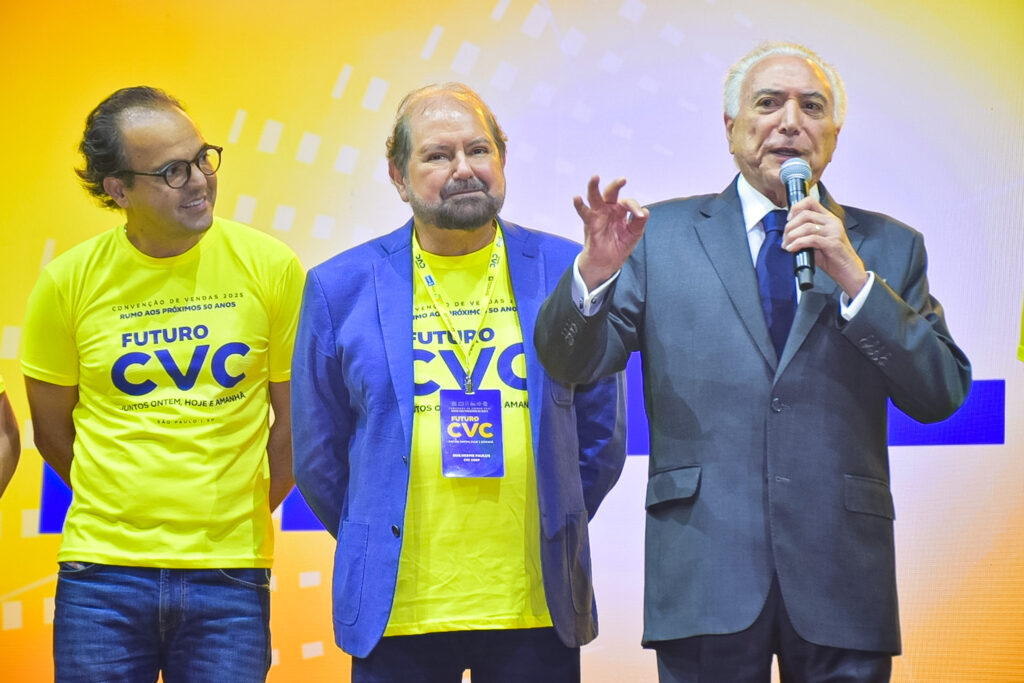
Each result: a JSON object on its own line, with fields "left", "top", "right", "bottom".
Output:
{"left": 779, "top": 158, "right": 814, "bottom": 291}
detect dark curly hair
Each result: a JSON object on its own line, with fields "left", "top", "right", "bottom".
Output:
{"left": 75, "top": 86, "right": 185, "bottom": 209}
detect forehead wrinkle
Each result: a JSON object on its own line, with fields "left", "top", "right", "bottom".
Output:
{"left": 132, "top": 138, "right": 205, "bottom": 174}
{"left": 411, "top": 111, "right": 494, "bottom": 153}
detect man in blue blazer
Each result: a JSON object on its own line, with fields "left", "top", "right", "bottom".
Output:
{"left": 535, "top": 43, "right": 971, "bottom": 682}
{"left": 292, "top": 83, "right": 626, "bottom": 682}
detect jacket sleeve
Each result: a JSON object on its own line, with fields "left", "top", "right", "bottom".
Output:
{"left": 842, "top": 230, "right": 972, "bottom": 423}
{"left": 573, "top": 371, "right": 627, "bottom": 520}
{"left": 291, "top": 270, "right": 353, "bottom": 537}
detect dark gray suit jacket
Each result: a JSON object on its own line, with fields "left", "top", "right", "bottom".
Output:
{"left": 534, "top": 178, "right": 971, "bottom": 653}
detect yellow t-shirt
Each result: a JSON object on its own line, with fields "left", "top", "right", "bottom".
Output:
{"left": 0, "top": 374, "right": 5, "bottom": 394}
{"left": 385, "top": 233, "right": 552, "bottom": 635}
{"left": 21, "top": 217, "right": 304, "bottom": 567}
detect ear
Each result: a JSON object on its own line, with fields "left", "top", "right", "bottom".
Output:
{"left": 388, "top": 161, "right": 410, "bottom": 203}
{"left": 723, "top": 113, "right": 736, "bottom": 155}
{"left": 102, "top": 176, "right": 131, "bottom": 209}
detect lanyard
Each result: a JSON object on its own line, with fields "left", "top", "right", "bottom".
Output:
{"left": 412, "top": 223, "right": 504, "bottom": 394}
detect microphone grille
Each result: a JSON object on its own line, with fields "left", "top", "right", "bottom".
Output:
{"left": 779, "top": 158, "right": 812, "bottom": 184}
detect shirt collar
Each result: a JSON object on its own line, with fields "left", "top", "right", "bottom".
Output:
{"left": 736, "top": 173, "right": 821, "bottom": 235}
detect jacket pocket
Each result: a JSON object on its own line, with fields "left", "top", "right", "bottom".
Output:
{"left": 565, "top": 511, "right": 594, "bottom": 615}
{"left": 549, "top": 379, "right": 574, "bottom": 407}
{"left": 844, "top": 474, "right": 895, "bottom": 520}
{"left": 335, "top": 521, "right": 370, "bottom": 625}
{"left": 57, "top": 562, "right": 100, "bottom": 577}
{"left": 646, "top": 465, "right": 702, "bottom": 509}
{"left": 216, "top": 568, "right": 271, "bottom": 590}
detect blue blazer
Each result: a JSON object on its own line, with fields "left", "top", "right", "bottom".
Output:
{"left": 292, "top": 218, "right": 627, "bottom": 658}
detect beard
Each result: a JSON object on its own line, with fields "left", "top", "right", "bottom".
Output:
{"left": 408, "top": 177, "right": 505, "bottom": 231}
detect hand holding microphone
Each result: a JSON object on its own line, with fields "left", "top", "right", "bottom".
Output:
{"left": 778, "top": 158, "right": 871, "bottom": 299}
{"left": 779, "top": 158, "right": 814, "bottom": 291}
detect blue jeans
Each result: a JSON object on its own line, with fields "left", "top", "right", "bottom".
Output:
{"left": 54, "top": 563, "right": 271, "bottom": 683}
{"left": 351, "top": 627, "right": 580, "bottom": 683}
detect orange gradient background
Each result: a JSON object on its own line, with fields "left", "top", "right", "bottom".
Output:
{"left": 1, "top": 1, "right": 1022, "bottom": 680}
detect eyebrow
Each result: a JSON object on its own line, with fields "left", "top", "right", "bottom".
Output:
{"left": 152, "top": 144, "right": 209, "bottom": 172}
{"left": 415, "top": 146, "right": 449, "bottom": 163}
{"left": 417, "top": 137, "right": 493, "bottom": 156}
{"left": 752, "top": 88, "right": 829, "bottom": 104}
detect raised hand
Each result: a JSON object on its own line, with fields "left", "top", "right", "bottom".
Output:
{"left": 576, "top": 175, "right": 649, "bottom": 290}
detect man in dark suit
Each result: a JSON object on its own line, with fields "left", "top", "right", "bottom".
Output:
{"left": 534, "top": 42, "right": 971, "bottom": 682}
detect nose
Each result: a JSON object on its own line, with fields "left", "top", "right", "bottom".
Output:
{"left": 451, "top": 151, "right": 474, "bottom": 180}
{"left": 778, "top": 98, "right": 802, "bottom": 134}
{"left": 183, "top": 160, "right": 210, "bottom": 191}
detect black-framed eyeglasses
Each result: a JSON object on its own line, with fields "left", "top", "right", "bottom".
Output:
{"left": 119, "top": 145, "right": 223, "bottom": 189}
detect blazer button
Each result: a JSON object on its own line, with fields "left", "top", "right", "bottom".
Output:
{"left": 391, "top": 524, "right": 401, "bottom": 537}
{"left": 770, "top": 397, "right": 785, "bottom": 413}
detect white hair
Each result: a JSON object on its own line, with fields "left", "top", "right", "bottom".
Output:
{"left": 723, "top": 42, "right": 846, "bottom": 126}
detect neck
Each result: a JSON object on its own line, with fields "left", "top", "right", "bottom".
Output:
{"left": 414, "top": 220, "right": 496, "bottom": 256}
{"left": 124, "top": 224, "right": 205, "bottom": 258}
{"left": 757, "top": 182, "right": 787, "bottom": 209}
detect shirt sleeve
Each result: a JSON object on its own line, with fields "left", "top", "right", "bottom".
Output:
{"left": 570, "top": 254, "right": 621, "bottom": 317}
{"left": 21, "top": 269, "right": 80, "bottom": 386}
{"left": 839, "top": 271, "right": 876, "bottom": 321}
{"left": 266, "top": 252, "right": 307, "bottom": 382}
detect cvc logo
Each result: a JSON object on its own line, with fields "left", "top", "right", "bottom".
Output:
{"left": 112, "top": 325, "right": 251, "bottom": 396}
{"left": 446, "top": 420, "right": 494, "bottom": 439}
{"left": 414, "top": 342, "right": 526, "bottom": 396}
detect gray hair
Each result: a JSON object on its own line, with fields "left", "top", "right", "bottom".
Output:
{"left": 723, "top": 42, "right": 846, "bottom": 126}
{"left": 386, "top": 82, "right": 507, "bottom": 177}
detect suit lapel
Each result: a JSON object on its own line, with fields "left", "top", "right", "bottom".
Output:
{"left": 695, "top": 182, "right": 777, "bottom": 370}
{"left": 499, "top": 220, "right": 545, "bottom": 416}
{"left": 374, "top": 220, "right": 416, "bottom": 446}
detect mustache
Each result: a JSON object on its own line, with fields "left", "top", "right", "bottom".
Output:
{"left": 441, "top": 178, "right": 488, "bottom": 199}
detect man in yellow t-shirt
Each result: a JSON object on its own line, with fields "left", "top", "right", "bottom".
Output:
{"left": 293, "top": 83, "right": 626, "bottom": 682}
{"left": 21, "top": 87, "right": 303, "bottom": 683}
{"left": 0, "top": 374, "right": 20, "bottom": 498}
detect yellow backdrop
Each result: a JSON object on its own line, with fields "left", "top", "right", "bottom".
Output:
{"left": 2, "top": 1, "right": 1022, "bottom": 680}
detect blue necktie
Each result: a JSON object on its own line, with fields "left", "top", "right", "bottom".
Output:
{"left": 756, "top": 210, "right": 796, "bottom": 359}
